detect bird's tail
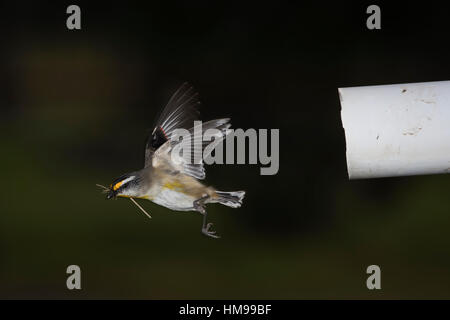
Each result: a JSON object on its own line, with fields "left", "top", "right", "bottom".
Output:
{"left": 212, "top": 190, "right": 245, "bottom": 208}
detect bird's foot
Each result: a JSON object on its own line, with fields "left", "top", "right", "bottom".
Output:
{"left": 202, "top": 223, "right": 220, "bottom": 239}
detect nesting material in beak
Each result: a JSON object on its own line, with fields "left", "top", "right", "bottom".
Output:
{"left": 96, "top": 183, "right": 151, "bottom": 219}
{"left": 96, "top": 184, "right": 113, "bottom": 199}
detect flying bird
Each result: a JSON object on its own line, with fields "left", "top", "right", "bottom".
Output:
{"left": 98, "top": 82, "right": 245, "bottom": 238}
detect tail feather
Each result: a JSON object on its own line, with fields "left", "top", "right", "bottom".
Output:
{"left": 213, "top": 190, "right": 245, "bottom": 208}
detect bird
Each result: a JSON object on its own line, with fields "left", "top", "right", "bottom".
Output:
{"left": 98, "top": 82, "right": 245, "bottom": 238}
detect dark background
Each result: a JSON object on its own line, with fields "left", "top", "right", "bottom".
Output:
{"left": 1, "top": 1, "right": 450, "bottom": 299}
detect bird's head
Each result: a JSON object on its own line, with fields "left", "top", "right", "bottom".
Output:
{"left": 106, "top": 173, "right": 140, "bottom": 199}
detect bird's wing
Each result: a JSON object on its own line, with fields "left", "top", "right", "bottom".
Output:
{"left": 144, "top": 82, "right": 201, "bottom": 168}
{"left": 152, "top": 118, "right": 232, "bottom": 180}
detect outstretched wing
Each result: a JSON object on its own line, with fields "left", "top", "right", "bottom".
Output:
{"left": 144, "top": 82, "right": 201, "bottom": 167}
{"left": 152, "top": 118, "right": 231, "bottom": 180}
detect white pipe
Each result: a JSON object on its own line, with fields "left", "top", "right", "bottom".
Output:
{"left": 339, "top": 80, "right": 450, "bottom": 179}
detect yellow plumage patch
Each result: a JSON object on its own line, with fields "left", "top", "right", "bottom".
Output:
{"left": 163, "top": 181, "right": 183, "bottom": 190}
{"left": 113, "top": 181, "right": 123, "bottom": 191}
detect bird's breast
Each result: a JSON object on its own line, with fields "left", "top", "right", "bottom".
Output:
{"left": 151, "top": 188, "right": 196, "bottom": 211}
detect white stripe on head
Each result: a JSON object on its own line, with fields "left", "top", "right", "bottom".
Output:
{"left": 121, "top": 176, "right": 135, "bottom": 185}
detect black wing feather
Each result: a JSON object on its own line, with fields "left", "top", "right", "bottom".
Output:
{"left": 144, "top": 82, "right": 200, "bottom": 167}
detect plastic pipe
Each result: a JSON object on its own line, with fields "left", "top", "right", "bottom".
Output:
{"left": 339, "top": 80, "right": 450, "bottom": 179}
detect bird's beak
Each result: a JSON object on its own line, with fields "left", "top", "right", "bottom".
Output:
{"left": 106, "top": 189, "right": 116, "bottom": 200}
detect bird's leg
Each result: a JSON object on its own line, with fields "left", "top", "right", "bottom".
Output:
{"left": 201, "top": 211, "right": 220, "bottom": 239}
{"left": 194, "top": 195, "right": 220, "bottom": 239}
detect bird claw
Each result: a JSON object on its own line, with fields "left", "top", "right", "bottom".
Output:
{"left": 202, "top": 223, "right": 220, "bottom": 239}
